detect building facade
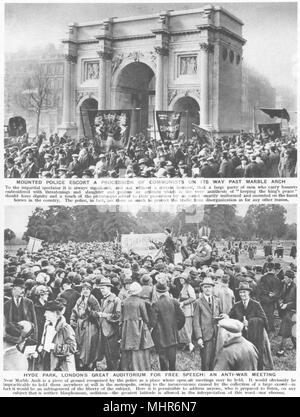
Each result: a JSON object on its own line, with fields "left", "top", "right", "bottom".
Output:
{"left": 59, "top": 6, "right": 246, "bottom": 138}
{"left": 5, "top": 49, "right": 64, "bottom": 136}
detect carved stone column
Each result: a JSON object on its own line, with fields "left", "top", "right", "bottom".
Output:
{"left": 97, "top": 51, "right": 112, "bottom": 110}
{"left": 61, "top": 54, "right": 77, "bottom": 126}
{"left": 199, "top": 42, "right": 214, "bottom": 128}
{"left": 155, "top": 47, "right": 168, "bottom": 111}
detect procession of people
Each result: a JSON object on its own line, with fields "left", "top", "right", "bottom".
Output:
{"left": 4, "top": 235, "right": 296, "bottom": 372}
{"left": 4, "top": 129, "right": 297, "bottom": 178}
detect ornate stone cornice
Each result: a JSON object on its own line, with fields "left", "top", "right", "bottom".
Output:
{"left": 168, "top": 88, "right": 200, "bottom": 105}
{"left": 97, "top": 51, "right": 113, "bottom": 61}
{"left": 154, "top": 46, "right": 169, "bottom": 56}
{"left": 64, "top": 54, "right": 77, "bottom": 63}
{"left": 199, "top": 42, "right": 214, "bottom": 53}
{"left": 127, "top": 51, "right": 144, "bottom": 62}
{"left": 76, "top": 90, "right": 97, "bottom": 105}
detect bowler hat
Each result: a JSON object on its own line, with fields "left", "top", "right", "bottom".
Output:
{"left": 13, "top": 278, "right": 25, "bottom": 288}
{"left": 200, "top": 277, "right": 215, "bottom": 287}
{"left": 155, "top": 281, "right": 168, "bottom": 293}
{"left": 236, "top": 282, "right": 252, "bottom": 292}
{"left": 98, "top": 277, "right": 113, "bottom": 287}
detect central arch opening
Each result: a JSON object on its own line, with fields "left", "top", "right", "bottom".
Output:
{"left": 173, "top": 96, "right": 200, "bottom": 139}
{"left": 80, "top": 97, "right": 98, "bottom": 138}
{"left": 115, "top": 62, "right": 155, "bottom": 135}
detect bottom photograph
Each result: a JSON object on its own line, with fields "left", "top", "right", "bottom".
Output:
{"left": 4, "top": 204, "right": 296, "bottom": 372}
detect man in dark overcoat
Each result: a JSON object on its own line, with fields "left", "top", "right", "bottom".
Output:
{"left": 151, "top": 281, "right": 185, "bottom": 371}
{"left": 4, "top": 278, "right": 38, "bottom": 341}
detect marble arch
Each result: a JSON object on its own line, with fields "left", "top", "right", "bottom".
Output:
{"left": 58, "top": 5, "right": 246, "bottom": 138}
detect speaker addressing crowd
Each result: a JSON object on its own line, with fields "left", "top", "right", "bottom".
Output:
{"left": 4, "top": 226, "right": 296, "bottom": 372}
{"left": 4, "top": 129, "right": 297, "bottom": 178}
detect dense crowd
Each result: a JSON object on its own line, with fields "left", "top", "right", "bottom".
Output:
{"left": 4, "top": 235, "right": 296, "bottom": 372}
{"left": 4, "top": 130, "right": 297, "bottom": 178}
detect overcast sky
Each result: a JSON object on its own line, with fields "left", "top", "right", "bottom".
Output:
{"left": 5, "top": 204, "right": 297, "bottom": 237}
{"left": 5, "top": 1, "right": 297, "bottom": 90}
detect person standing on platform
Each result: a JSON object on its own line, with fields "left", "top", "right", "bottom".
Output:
{"left": 163, "top": 228, "right": 176, "bottom": 264}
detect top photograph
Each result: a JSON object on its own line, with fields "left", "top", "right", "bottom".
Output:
{"left": 4, "top": 2, "right": 297, "bottom": 179}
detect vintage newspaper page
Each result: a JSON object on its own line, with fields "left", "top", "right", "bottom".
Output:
{"left": 1, "top": 0, "right": 299, "bottom": 400}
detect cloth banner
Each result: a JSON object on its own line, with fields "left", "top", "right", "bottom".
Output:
{"left": 192, "top": 124, "right": 214, "bottom": 146}
{"left": 156, "top": 111, "right": 181, "bottom": 142}
{"left": 27, "top": 236, "right": 43, "bottom": 253}
{"left": 8, "top": 116, "right": 26, "bottom": 137}
{"left": 259, "top": 108, "right": 290, "bottom": 122}
{"left": 258, "top": 123, "right": 281, "bottom": 138}
{"left": 93, "top": 110, "right": 131, "bottom": 150}
{"left": 121, "top": 233, "right": 165, "bottom": 253}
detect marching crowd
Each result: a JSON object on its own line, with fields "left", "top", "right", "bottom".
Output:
{"left": 4, "top": 130, "right": 297, "bottom": 178}
{"left": 4, "top": 234, "right": 296, "bottom": 372}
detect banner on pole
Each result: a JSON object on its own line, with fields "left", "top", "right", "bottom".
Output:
{"left": 192, "top": 124, "right": 214, "bottom": 146}
{"left": 27, "top": 236, "right": 43, "bottom": 253}
{"left": 258, "top": 123, "right": 281, "bottom": 138}
{"left": 8, "top": 116, "right": 27, "bottom": 137}
{"left": 94, "top": 110, "right": 131, "bottom": 150}
{"left": 121, "top": 233, "right": 165, "bottom": 253}
{"left": 156, "top": 111, "right": 181, "bottom": 142}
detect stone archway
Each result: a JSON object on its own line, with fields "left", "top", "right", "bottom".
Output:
{"left": 173, "top": 96, "right": 200, "bottom": 139}
{"left": 79, "top": 97, "right": 98, "bottom": 138}
{"left": 113, "top": 61, "right": 155, "bottom": 135}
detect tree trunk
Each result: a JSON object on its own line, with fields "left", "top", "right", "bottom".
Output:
{"left": 36, "top": 109, "right": 41, "bottom": 137}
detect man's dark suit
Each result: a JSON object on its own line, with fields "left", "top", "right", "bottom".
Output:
{"left": 151, "top": 294, "right": 185, "bottom": 371}
{"left": 4, "top": 297, "right": 38, "bottom": 341}
{"left": 59, "top": 288, "right": 80, "bottom": 324}
{"left": 229, "top": 298, "right": 268, "bottom": 370}
{"left": 193, "top": 294, "right": 221, "bottom": 371}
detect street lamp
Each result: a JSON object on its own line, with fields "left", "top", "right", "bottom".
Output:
{"left": 135, "top": 107, "right": 141, "bottom": 134}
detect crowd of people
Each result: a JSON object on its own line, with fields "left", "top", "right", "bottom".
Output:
{"left": 4, "top": 130, "right": 297, "bottom": 178}
{"left": 4, "top": 233, "right": 296, "bottom": 372}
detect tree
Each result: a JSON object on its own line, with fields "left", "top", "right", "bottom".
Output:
{"left": 284, "top": 223, "right": 297, "bottom": 240}
{"left": 4, "top": 228, "right": 16, "bottom": 243}
{"left": 14, "top": 63, "right": 54, "bottom": 136}
{"left": 244, "top": 205, "right": 287, "bottom": 240}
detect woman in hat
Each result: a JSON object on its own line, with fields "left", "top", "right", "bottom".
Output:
{"left": 118, "top": 276, "right": 132, "bottom": 302}
{"left": 38, "top": 299, "right": 77, "bottom": 371}
{"left": 178, "top": 273, "right": 196, "bottom": 352}
{"left": 34, "top": 285, "right": 50, "bottom": 344}
{"left": 120, "top": 282, "right": 154, "bottom": 371}
{"left": 70, "top": 281, "right": 101, "bottom": 370}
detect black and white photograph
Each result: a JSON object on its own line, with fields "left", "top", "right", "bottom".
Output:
{"left": 4, "top": 204, "right": 296, "bottom": 372}
{"left": 4, "top": 2, "right": 297, "bottom": 178}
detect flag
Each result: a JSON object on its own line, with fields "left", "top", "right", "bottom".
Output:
{"left": 258, "top": 123, "right": 281, "bottom": 138}
{"left": 156, "top": 111, "right": 181, "bottom": 143}
{"left": 8, "top": 116, "right": 27, "bottom": 137}
{"left": 259, "top": 108, "right": 290, "bottom": 122}
{"left": 82, "top": 109, "right": 131, "bottom": 149}
{"left": 192, "top": 124, "right": 214, "bottom": 146}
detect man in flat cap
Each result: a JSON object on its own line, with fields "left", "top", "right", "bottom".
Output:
{"left": 214, "top": 318, "right": 258, "bottom": 371}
